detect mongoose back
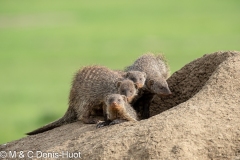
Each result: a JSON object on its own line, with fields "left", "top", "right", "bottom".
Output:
{"left": 125, "top": 53, "right": 172, "bottom": 119}
{"left": 97, "top": 94, "right": 138, "bottom": 128}
{"left": 27, "top": 65, "right": 140, "bottom": 135}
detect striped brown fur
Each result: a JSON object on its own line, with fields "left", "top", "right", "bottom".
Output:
{"left": 27, "top": 65, "right": 143, "bottom": 135}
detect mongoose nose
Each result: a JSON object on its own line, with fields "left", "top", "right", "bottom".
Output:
{"left": 161, "top": 90, "right": 172, "bottom": 96}
{"left": 163, "top": 87, "right": 172, "bottom": 95}
{"left": 136, "top": 83, "right": 143, "bottom": 88}
{"left": 112, "top": 102, "right": 117, "bottom": 106}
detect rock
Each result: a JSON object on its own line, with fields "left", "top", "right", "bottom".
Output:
{"left": 1, "top": 51, "right": 240, "bottom": 160}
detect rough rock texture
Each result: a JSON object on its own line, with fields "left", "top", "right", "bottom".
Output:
{"left": 1, "top": 51, "right": 240, "bottom": 160}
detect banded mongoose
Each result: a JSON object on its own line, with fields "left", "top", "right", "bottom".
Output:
{"left": 97, "top": 94, "right": 138, "bottom": 128}
{"left": 27, "top": 65, "right": 145, "bottom": 135}
{"left": 125, "top": 53, "right": 172, "bottom": 119}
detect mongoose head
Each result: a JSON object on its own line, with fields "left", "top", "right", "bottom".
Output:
{"left": 105, "top": 94, "right": 127, "bottom": 112}
{"left": 146, "top": 78, "right": 172, "bottom": 96}
{"left": 124, "top": 71, "right": 147, "bottom": 89}
{"left": 116, "top": 79, "right": 138, "bottom": 103}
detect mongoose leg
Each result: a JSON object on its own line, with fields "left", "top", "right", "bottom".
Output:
{"left": 82, "top": 109, "right": 99, "bottom": 124}
{"left": 102, "top": 103, "right": 108, "bottom": 121}
{"left": 134, "top": 92, "right": 154, "bottom": 119}
{"left": 96, "top": 104, "right": 111, "bottom": 128}
{"left": 142, "top": 101, "right": 150, "bottom": 119}
{"left": 109, "top": 119, "right": 127, "bottom": 125}
{"left": 132, "top": 97, "right": 141, "bottom": 113}
{"left": 96, "top": 120, "right": 112, "bottom": 128}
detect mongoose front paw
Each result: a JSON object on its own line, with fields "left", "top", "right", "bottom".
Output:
{"left": 109, "top": 119, "right": 127, "bottom": 125}
{"left": 96, "top": 121, "right": 110, "bottom": 128}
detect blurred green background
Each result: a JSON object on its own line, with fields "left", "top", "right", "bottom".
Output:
{"left": 0, "top": 0, "right": 239, "bottom": 144}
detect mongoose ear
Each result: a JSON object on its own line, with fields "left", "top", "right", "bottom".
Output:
{"left": 125, "top": 72, "right": 130, "bottom": 78}
{"left": 148, "top": 79, "right": 155, "bottom": 86}
{"left": 116, "top": 81, "right": 122, "bottom": 88}
{"left": 104, "top": 95, "right": 109, "bottom": 102}
{"left": 143, "top": 72, "right": 147, "bottom": 78}
{"left": 121, "top": 95, "right": 127, "bottom": 102}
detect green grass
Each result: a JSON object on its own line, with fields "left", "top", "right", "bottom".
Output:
{"left": 0, "top": 0, "right": 240, "bottom": 144}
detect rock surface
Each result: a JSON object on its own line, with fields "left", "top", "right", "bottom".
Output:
{"left": 1, "top": 51, "right": 240, "bottom": 160}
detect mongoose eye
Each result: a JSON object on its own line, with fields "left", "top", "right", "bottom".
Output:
{"left": 139, "top": 78, "right": 142, "bottom": 81}
{"left": 159, "top": 86, "right": 164, "bottom": 90}
{"left": 118, "top": 99, "right": 121, "bottom": 102}
{"left": 109, "top": 98, "right": 114, "bottom": 102}
{"left": 130, "top": 78, "right": 136, "bottom": 82}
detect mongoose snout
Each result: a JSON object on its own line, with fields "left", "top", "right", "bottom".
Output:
{"left": 110, "top": 102, "right": 120, "bottom": 109}
{"left": 160, "top": 87, "right": 172, "bottom": 96}
{"left": 135, "top": 82, "right": 144, "bottom": 88}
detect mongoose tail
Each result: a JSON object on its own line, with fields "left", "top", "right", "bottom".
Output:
{"left": 26, "top": 107, "right": 77, "bottom": 135}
